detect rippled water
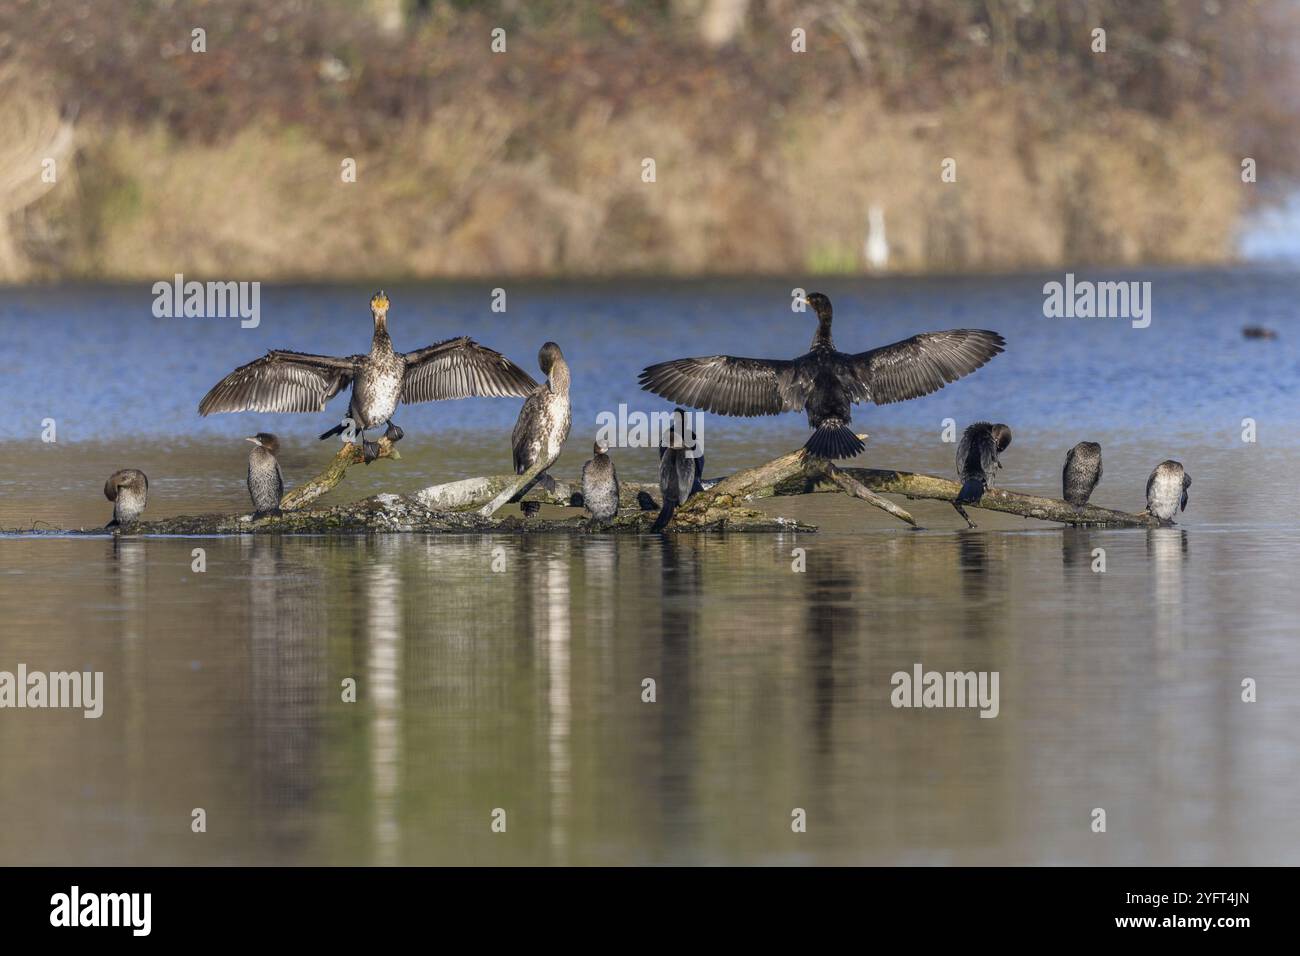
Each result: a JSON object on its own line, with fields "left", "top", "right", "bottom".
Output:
{"left": 1, "top": 273, "right": 1298, "bottom": 864}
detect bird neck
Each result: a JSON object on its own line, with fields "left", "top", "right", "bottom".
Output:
{"left": 812, "top": 314, "right": 834, "bottom": 349}
{"left": 547, "top": 358, "right": 570, "bottom": 395}
{"left": 370, "top": 320, "right": 392, "bottom": 354}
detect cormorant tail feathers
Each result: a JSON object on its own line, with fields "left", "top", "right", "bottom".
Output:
{"left": 803, "top": 422, "right": 865, "bottom": 460}
{"left": 956, "top": 477, "right": 986, "bottom": 504}
{"left": 650, "top": 497, "right": 677, "bottom": 533}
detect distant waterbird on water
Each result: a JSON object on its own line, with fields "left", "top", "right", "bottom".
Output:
{"left": 198, "top": 292, "right": 538, "bottom": 463}
{"left": 1145, "top": 460, "right": 1191, "bottom": 522}
{"left": 245, "top": 432, "right": 284, "bottom": 518}
{"left": 511, "top": 342, "right": 572, "bottom": 517}
{"left": 639, "top": 292, "right": 1005, "bottom": 460}
{"left": 1062, "top": 441, "right": 1103, "bottom": 512}
{"left": 952, "top": 422, "right": 1012, "bottom": 528}
{"left": 104, "top": 469, "right": 148, "bottom": 528}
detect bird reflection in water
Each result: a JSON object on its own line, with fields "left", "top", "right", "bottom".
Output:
{"left": 522, "top": 540, "right": 573, "bottom": 861}
{"left": 1148, "top": 528, "right": 1189, "bottom": 680}
{"left": 653, "top": 535, "right": 703, "bottom": 853}
{"left": 801, "top": 547, "right": 859, "bottom": 757}
{"left": 362, "top": 537, "right": 403, "bottom": 864}
{"left": 955, "top": 532, "right": 1006, "bottom": 637}
{"left": 245, "top": 537, "right": 328, "bottom": 859}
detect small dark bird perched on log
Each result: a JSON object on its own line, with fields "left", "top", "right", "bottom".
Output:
{"left": 639, "top": 292, "right": 1004, "bottom": 460}
{"left": 512, "top": 342, "right": 572, "bottom": 517}
{"left": 1145, "top": 460, "right": 1191, "bottom": 522}
{"left": 952, "top": 422, "right": 1012, "bottom": 528}
{"left": 581, "top": 440, "right": 620, "bottom": 525}
{"left": 245, "top": 433, "right": 284, "bottom": 518}
{"left": 652, "top": 408, "right": 705, "bottom": 532}
{"left": 199, "top": 291, "right": 538, "bottom": 463}
{"left": 1062, "top": 441, "right": 1103, "bottom": 512}
{"left": 104, "top": 469, "right": 148, "bottom": 528}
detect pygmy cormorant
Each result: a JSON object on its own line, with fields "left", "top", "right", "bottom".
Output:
{"left": 104, "top": 469, "right": 148, "bottom": 528}
{"left": 581, "top": 440, "right": 620, "bottom": 525}
{"left": 1062, "top": 441, "right": 1103, "bottom": 512}
{"left": 638, "top": 292, "right": 1004, "bottom": 460}
{"left": 511, "top": 342, "right": 572, "bottom": 516}
{"left": 246, "top": 432, "right": 284, "bottom": 518}
{"left": 1145, "top": 460, "right": 1191, "bottom": 522}
{"left": 651, "top": 407, "right": 705, "bottom": 532}
{"left": 199, "top": 292, "right": 538, "bottom": 463}
{"left": 952, "top": 422, "right": 1011, "bottom": 528}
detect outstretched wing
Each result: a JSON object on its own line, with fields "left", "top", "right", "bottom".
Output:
{"left": 638, "top": 356, "right": 803, "bottom": 416}
{"left": 198, "top": 351, "right": 357, "bottom": 415}
{"left": 401, "top": 337, "right": 538, "bottom": 404}
{"left": 854, "top": 330, "right": 1005, "bottom": 405}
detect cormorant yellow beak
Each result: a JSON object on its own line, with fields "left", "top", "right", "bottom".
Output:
{"left": 245, "top": 436, "right": 260, "bottom": 445}
{"left": 370, "top": 291, "right": 390, "bottom": 313}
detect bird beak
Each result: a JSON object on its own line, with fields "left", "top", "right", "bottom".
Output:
{"left": 245, "top": 437, "right": 259, "bottom": 445}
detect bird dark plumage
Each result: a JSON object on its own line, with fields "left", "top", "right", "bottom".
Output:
{"left": 1146, "top": 460, "right": 1191, "bottom": 522}
{"left": 198, "top": 292, "right": 537, "bottom": 463}
{"left": 104, "top": 469, "right": 148, "bottom": 528}
{"left": 511, "top": 342, "right": 572, "bottom": 517}
{"left": 581, "top": 440, "right": 620, "bottom": 524}
{"left": 246, "top": 432, "right": 285, "bottom": 518}
{"left": 1062, "top": 441, "right": 1103, "bottom": 512}
{"left": 651, "top": 408, "right": 705, "bottom": 532}
{"left": 952, "top": 422, "right": 1012, "bottom": 527}
{"left": 638, "top": 292, "right": 1005, "bottom": 460}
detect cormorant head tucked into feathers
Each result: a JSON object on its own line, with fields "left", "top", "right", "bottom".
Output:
{"left": 370, "top": 290, "right": 390, "bottom": 325}
{"left": 593, "top": 439, "right": 609, "bottom": 456}
{"left": 104, "top": 469, "right": 149, "bottom": 501}
{"left": 990, "top": 423, "right": 1012, "bottom": 453}
{"left": 538, "top": 341, "right": 564, "bottom": 375}
{"left": 803, "top": 292, "right": 833, "bottom": 322}
{"left": 245, "top": 432, "right": 280, "bottom": 455}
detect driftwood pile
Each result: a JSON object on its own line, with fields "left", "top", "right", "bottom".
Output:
{"left": 37, "top": 434, "right": 1161, "bottom": 535}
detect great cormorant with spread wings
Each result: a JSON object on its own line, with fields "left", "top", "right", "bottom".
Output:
{"left": 638, "top": 292, "right": 1005, "bottom": 460}
{"left": 198, "top": 292, "right": 538, "bottom": 462}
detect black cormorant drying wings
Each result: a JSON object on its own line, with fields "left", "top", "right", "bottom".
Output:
{"left": 639, "top": 292, "right": 1005, "bottom": 460}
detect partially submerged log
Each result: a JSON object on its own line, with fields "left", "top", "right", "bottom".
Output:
{"left": 280, "top": 437, "right": 400, "bottom": 510}
{"left": 8, "top": 436, "right": 1161, "bottom": 536}
{"left": 835, "top": 468, "right": 1160, "bottom": 528}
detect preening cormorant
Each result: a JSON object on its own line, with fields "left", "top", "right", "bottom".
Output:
{"left": 953, "top": 422, "right": 1012, "bottom": 528}
{"left": 651, "top": 407, "right": 705, "bottom": 532}
{"left": 104, "top": 469, "right": 148, "bottom": 528}
{"left": 246, "top": 432, "right": 284, "bottom": 518}
{"left": 1062, "top": 441, "right": 1103, "bottom": 512}
{"left": 638, "top": 292, "right": 1005, "bottom": 460}
{"left": 581, "top": 440, "right": 620, "bottom": 525}
{"left": 198, "top": 292, "right": 538, "bottom": 463}
{"left": 511, "top": 342, "right": 572, "bottom": 517}
{"left": 1145, "top": 460, "right": 1191, "bottom": 522}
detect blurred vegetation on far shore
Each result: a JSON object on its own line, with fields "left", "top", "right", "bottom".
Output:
{"left": 1, "top": 0, "right": 1297, "bottom": 282}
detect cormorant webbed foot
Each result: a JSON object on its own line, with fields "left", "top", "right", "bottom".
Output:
{"left": 362, "top": 440, "right": 380, "bottom": 463}
{"left": 952, "top": 502, "right": 977, "bottom": 529}
{"left": 385, "top": 421, "right": 404, "bottom": 443}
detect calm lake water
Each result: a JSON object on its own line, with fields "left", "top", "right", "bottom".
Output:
{"left": 1, "top": 272, "right": 1298, "bottom": 864}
